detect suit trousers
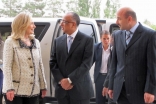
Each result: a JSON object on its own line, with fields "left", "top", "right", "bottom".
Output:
{"left": 4, "top": 95, "right": 39, "bottom": 104}
{"left": 0, "top": 69, "right": 3, "bottom": 104}
{"left": 0, "top": 91, "right": 2, "bottom": 104}
{"left": 95, "top": 73, "right": 107, "bottom": 104}
{"left": 107, "top": 95, "right": 117, "bottom": 104}
{"left": 0, "top": 69, "right": 3, "bottom": 94}
{"left": 117, "top": 82, "right": 131, "bottom": 104}
{"left": 57, "top": 93, "right": 90, "bottom": 104}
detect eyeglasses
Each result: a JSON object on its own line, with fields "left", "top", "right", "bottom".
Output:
{"left": 60, "top": 20, "right": 74, "bottom": 24}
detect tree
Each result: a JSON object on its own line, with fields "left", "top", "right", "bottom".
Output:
{"left": 104, "top": 0, "right": 120, "bottom": 18}
{"left": 0, "top": 0, "right": 23, "bottom": 17}
{"left": 22, "top": 0, "right": 46, "bottom": 17}
{"left": 77, "top": 0, "right": 91, "bottom": 17}
{"left": 90, "top": 0, "right": 101, "bottom": 18}
{"left": 45, "top": 0, "right": 64, "bottom": 17}
{"left": 66, "top": 0, "right": 77, "bottom": 13}
{"left": 66, "top": 0, "right": 91, "bottom": 17}
{"left": 144, "top": 19, "right": 156, "bottom": 30}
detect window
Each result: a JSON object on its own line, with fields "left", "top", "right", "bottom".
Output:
{"left": 0, "top": 22, "right": 50, "bottom": 42}
{"left": 34, "top": 25, "right": 46, "bottom": 38}
{"left": 109, "top": 24, "right": 120, "bottom": 34}
{"left": 79, "top": 24, "right": 96, "bottom": 43}
{"left": 34, "top": 22, "right": 50, "bottom": 41}
{"left": 78, "top": 24, "right": 93, "bottom": 36}
{"left": 0, "top": 26, "right": 11, "bottom": 41}
{"left": 56, "top": 23, "right": 97, "bottom": 43}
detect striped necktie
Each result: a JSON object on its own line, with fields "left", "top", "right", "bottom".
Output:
{"left": 126, "top": 31, "right": 132, "bottom": 45}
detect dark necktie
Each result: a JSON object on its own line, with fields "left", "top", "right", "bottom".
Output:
{"left": 67, "top": 36, "right": 73, "bottom": 52}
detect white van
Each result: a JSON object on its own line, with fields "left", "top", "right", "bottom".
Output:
{"left": 0, "top": 18, "right": 119, "bottom": 103}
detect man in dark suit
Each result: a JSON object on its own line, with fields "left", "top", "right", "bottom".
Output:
{"left": 93, "top": 30, "right": 111, "bottom": 104}
{"left": 50, "top": 12, "right": 94, "bottom": 104}
{"left": 102, "top": 34, "right": 117, "bottom": 104}
{"left": 108, "top": 7, "right": 156, "bottom": 104}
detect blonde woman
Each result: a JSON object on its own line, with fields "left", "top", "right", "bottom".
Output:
{"left": 2, "top": 12, "right": 47, "bottom": 104}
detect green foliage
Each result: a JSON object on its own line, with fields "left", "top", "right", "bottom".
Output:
{"left": 0, "top": 0, "right": 23, "bottom": 17}
{"left": 0, "top": 0, "right": 120, "bottom": 18}
{"left": 90, "top": 0, "right": 101, "bottom": 18}
{"left": 144, "top": 19, "right": 156, "bottom": 30}
{"left": 45, "top": 0, "right": 64, "bottom": 17}
{"left": 22, "top": 0, "right": 46, "bottom": 17}
{"left": 151, "top": 25, "right": 156, "bottom": 30}
{"left": 104, "top": 0, "right": 120, "bottom": 19}
{"left": 66, "top": 0, "right": 91, "bottom": 17}
{"left": 66, "top": 0, "right": 78, "bottom": 13}
{"left": 77, "top": 0, "right": 91, "bottom": 17}
{"left": 66, "top": 0, "right": 119, "bottom": 18}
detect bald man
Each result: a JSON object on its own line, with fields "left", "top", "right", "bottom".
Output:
{"left": 108, "top": 7, "right": 156, "bottom": 104}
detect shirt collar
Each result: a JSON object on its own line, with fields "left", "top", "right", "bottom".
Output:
{"left": 102, "top": 44, "right": 111, "bottom": 51}
{"left": 67, "top": 28, "right": 78, "bottom": 39}
{"left": 129, "top": 22, "right": 139, "bottom": 33}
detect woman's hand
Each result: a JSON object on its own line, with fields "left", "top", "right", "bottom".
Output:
{"left": 41, "top": 90, "right": 47, "bottom": 98}
{"left": 6, "top": 90, "right": 14, "bottom": 101}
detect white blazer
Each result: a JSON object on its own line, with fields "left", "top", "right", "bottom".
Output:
{"left": 2, "top": 37, "right": 47, "bottom": 97}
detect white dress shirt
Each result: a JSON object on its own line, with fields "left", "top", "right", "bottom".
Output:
{"left": 100, "top": 46, "right": 110, "bottom": 73}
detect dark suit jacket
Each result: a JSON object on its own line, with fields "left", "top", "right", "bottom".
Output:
{"left": 109, "top": 23, "right": 156, "bottom": 104}
{"left": 93, "top": 43, "right": 103, "bottom": 82}
{"left": 50, "top": 31, "right": 94, "bottom": 100}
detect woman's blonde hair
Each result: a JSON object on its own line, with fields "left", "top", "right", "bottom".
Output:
{"left": 11, "top": 12, "right": 35, "bottom": 40}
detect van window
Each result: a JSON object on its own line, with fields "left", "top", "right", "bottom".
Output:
{"left": 0, "top": 22, "right": 50, "bottom": 42}
{"left": 109, "top": 24, "right": 120, "bottom": 34}
{"left": 0, "top": 26, "right": 11, "bottom": 41}
{"left": 56, "top": 23, "right": 96, "bottom": 43}
{"left": 96, "top": 23, "right": 102, "bottom": 33}
{"left": 78, "top": 24, "right": 93, "bottom": 36}
{"left": 34, "top": 22, "right": 50, "bottom": 41}
{"left": 79, "top": 24, "right": 96, "bottom": 43}
{"left": 34, "top": 25, "right": 46, "bottom": 38}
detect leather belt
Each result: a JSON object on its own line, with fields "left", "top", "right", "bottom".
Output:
{"left": 100, "top": 73, "right": 107, "bottom": 75}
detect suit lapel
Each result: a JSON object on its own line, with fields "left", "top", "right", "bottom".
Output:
{"left": 67, "top": 31, "right": 81, "bottom": 59}
{"left": 60, "top": 34, "right": 68, "bottom": 57}
{"left": 120, "top": 30, "right": 126, "bottom": 50}
{"left": 126, "top": 24, "right": 142, "bottom": 51}
{"left": 98, "top": 43, "right": 103, "bottom": 68}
